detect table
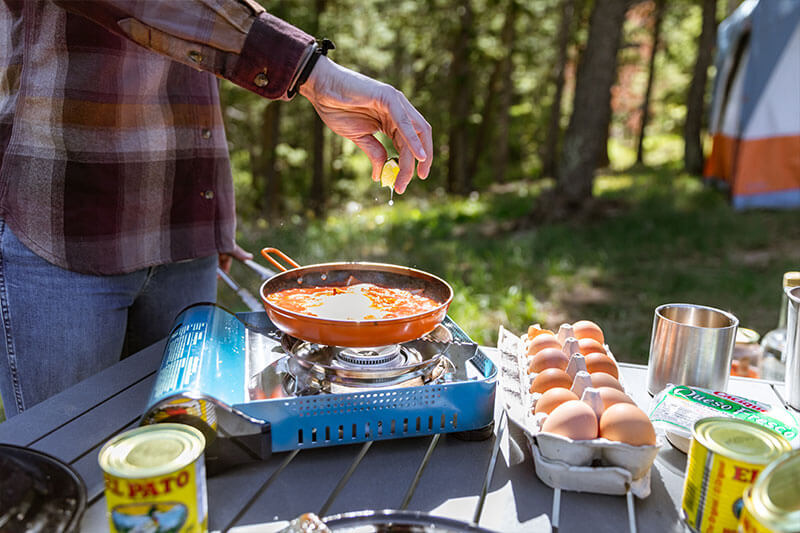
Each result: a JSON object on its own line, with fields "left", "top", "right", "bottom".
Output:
{"left": 0, "top": 337, "right": 792, "bottom": 533}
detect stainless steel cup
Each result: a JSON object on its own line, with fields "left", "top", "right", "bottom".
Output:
{"left": 647, "top": 303, "right": 739, "bottom": 395}
{"left": 784, "top": 286, "right": 800, "bottom": 410}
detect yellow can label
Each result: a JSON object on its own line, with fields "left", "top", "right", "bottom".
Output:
{"left": 738, "top": 492, "right": 771, "bottom": 533}
{"left": 682, "top": 438, "right": 763, "bottom": 533}
{"left": 104, "top": 456, "right": 207, "bottom": 533}
{"left": 148, "top": 398, "right": 218, "bottom": 431}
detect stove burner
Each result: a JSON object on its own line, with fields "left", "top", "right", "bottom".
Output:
{"left": 278, "top": 324, "right": 456, "bottom": 395}
{"left": 336, "top": 345, "right": 402, "bottom": 368}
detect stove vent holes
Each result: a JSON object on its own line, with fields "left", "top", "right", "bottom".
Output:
{"left": 295, "top": 412, "right": 460, "bottom": 447}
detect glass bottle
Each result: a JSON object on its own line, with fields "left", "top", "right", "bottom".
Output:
{"left": 760, "top": 271, "right": 800, "bottom": 380}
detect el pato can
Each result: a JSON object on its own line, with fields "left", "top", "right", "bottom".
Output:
{"left": 99, "top": 423, "right": 208, "bottom": 533}
{"left": 681, "top": 417, "right": 790, "bottom": 533}
{"left": 739, "top": 449, "right": 800, "bottom": 533}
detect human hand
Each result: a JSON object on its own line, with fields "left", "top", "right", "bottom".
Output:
{"left": 218, "top": 243, "right": 253, "bottom": 274}
{"left": 299, "top": 56, "right": 432, "bottom": 194}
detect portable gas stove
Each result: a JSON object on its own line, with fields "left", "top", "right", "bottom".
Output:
{"left": 142, "top": 304, "right": 496, "bottom": 467}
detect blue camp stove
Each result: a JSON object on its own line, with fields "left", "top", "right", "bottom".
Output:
{"left": 142, "top": 304, "right": 496, "bottom": 468}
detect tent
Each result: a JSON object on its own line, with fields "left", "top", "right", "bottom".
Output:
{"left": 704, "top": 0, "right": 800, "bottom": 209}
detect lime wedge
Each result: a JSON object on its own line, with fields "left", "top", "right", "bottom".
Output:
{"left": 380, "top": 159, "right": 399, "bottom": 189}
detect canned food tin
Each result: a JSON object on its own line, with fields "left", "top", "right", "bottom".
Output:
{"left": 99, "top": 423, "right": 208, "bottom": 533}
{"left": 739, "top": 449, "right": 800, "bottom": 532}
{"left": 144, "top": 397, "right": 218, "bottom": 444}
{"left": 682, "top": 417, "right": 791, "bottom": 533}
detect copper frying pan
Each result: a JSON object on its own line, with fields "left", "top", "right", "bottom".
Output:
{"left": 259, "top": 248, "right": 453, "bottom": 347}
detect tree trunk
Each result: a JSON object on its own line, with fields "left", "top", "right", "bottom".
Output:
{"left": 310, "top": 0, "right": 327, "bottom": 216}
{"left": 556, "top": 0, "right": 630, "bottom": 206}
{"left": 636, "top": 0, "right": 666, "bottom": 164}
{"left": 262, "top": 101, "right": 283, "bottom": 219}
{"left": 466, "top": 59, "right": 502, "bottom": 185}
{"left": 683, "top": 0, "right": 717, "bottom": 175}
{"left": 597, "top": 123, "right": 610, "bottom": 168}
{"left": 447, "top": 0, "right": 474, "bottom": 195}
{"left": 493, "top": 0, "right": 516, "bottom": 184}
{"left": 541, "top": 0, "right": 576, "bottom": 179}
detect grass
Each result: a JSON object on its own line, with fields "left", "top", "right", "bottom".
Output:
{"left": 224, "top": 160, "right": 800, "bottom": 365}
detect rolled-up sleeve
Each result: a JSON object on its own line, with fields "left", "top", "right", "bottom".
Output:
{"left": 52, "top": 0, "right": 315, "bottom": 100}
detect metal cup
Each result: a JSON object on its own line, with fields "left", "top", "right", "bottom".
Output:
{"left": 647, "top": 303, "right": 739, "bottom": 395}
{"left": 784, "top": 286, "right": 800, "bottom": 410}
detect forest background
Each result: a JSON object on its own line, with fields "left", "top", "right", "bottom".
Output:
{"left": 221, "top": 0, "right": 799, "bottom": 364}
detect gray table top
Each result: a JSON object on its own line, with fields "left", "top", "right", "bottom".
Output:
{"left": 0, "top": 338, "right": 791, "bottom": 533}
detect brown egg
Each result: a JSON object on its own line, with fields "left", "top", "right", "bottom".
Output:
{"left": 534, "top": 387, "right": 579, "bottom": 415}
{"left": 578, "top": 337, "right": 606, "bottom": 355}
{"left": 572, "top": 320, "right": 605, "bottom": 344}
{"left": 596, "top": 387, "right": 635, "bottom": 410}
{"left": 530, "top": 368, "right": 573, "bottom": 394}
{"left": 527, "top": 333, "right": 561, "bottom": 357}
{"left": 527, "top": 325, "right": 555, "bottom": 340}
{"left": 541, "top": 400, "right": 599, "bottom": 440}
{"left": 590, "top": 372, "right": 624, "bottom": 391}
{"left": 599, "top": 403, "right": 656, "bottom": 446}
{"left": 584, "top": 352, "right": 619, "bottom": 378}
{"left": 529, "top": 347, "right": 569, "bottom": 373}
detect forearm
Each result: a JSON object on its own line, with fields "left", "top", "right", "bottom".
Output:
{"left": 51, "top": 0, "right": 315, "bottom": 100}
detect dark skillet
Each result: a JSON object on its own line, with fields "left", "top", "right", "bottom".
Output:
{"left": 0, "top": 444, "right": 87, "bottom": 533}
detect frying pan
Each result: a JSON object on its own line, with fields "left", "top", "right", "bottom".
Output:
{"left": 0, "top": 444, "right": 87, "bottom": 532}
{"left": 259, "top": 248, "right": 453, "bottom": 347}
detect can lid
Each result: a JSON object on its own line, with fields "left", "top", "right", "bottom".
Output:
{"left": 783, "top": 271, "right": 800, "bottom": 288}
{"left": 736, "top": 327, "right": 761, "bottom": 344}
{"left": 747, "top": 449, "right": 800, "bottom": 530}
{"left": 693, "top": 417, "right": 791, "bottom": 464}
{"left": 98, "top": 423, "right": 205, "bottom": 478}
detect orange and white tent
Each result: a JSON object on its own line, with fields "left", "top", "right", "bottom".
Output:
{"left": 705, "top": 0, "right": 800, "bottom": 209}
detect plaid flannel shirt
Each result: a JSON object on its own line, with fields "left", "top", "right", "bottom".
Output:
{"left": 0, "top": 0, "right": 314, "bottom": 274}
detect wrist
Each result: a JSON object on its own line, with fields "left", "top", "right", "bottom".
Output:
{"left": 287, "top": 38, "right": 335, "bottom": 99}
{"left": 298, "top": 55, "right": 332, "bottom": 99}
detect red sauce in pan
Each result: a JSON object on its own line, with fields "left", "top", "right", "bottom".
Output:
{"left": 265, "top": 283, "right": 440, "bottom": 321}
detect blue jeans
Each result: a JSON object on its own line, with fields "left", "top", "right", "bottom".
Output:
{"left": 0, "top": 219, "right": 218, "bottom": 418}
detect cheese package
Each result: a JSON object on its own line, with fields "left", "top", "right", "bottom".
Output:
{"left": 648, "top": 384, "right": 800, "bottom": 452}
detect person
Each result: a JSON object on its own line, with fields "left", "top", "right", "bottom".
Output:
{"left": 0, "top": 0, "right": 432, "bottom": 419}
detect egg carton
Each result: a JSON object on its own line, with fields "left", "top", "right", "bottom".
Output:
{"left": 497, "top": 325, "right": 659, "bottom": 498}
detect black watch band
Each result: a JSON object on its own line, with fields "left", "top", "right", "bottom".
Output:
{"left": 287, "top": 38, "right": 335, "bottom": 98}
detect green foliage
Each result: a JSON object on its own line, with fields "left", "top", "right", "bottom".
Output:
{"left": 220, "top": 0, "right": 720, "bottom": 213}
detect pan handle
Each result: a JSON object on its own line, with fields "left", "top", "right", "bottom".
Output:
{"left": 261, "top": 247, "right": 302, "bottom": 272}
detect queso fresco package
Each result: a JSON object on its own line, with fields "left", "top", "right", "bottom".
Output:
{"left": 648, "top": 384, "right": 800, "bottom": 448}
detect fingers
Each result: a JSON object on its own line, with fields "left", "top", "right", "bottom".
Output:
{"left": 351, "top": 134, "right": 389, "bottom": 181}
{"left": 231, "top": 243, "right": 253, "bottom": 262}
{"left": 384, "top": 91, "right": 432, "bottom": 183}
{"left": 218, "top": 254, "right": 233, "bottom": 274}
{"left": 394, "top": 141, "right": 415, "bottom": 194}
{"left": 387, "top": 92, "right": 428, "bottom": 163}
{"left": 403, "top": 99, "right": 433, "bottom": 179}
{"left": 218, "top": 244, "right": 253, "bottom": 274}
